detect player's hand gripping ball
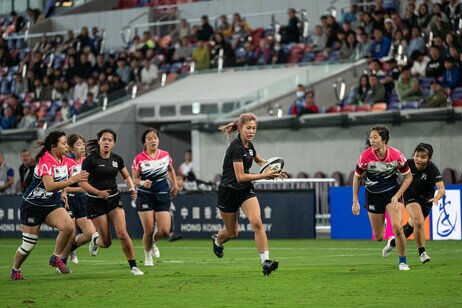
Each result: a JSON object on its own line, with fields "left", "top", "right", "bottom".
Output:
{"left": 260, "top": 157, "right": 285, "bottom": 174}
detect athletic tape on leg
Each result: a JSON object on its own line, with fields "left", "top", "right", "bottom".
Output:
{"left": 17, "top": 233, "right": 38, "bottom": 255}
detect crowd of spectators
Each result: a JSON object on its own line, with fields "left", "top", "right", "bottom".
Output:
{"left": 4, "top": 1, "right": 462, "bottom": 128}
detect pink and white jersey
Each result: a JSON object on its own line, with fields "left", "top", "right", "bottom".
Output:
{"left": 23, "top": 151, "right": 69, "bottom": 207}
{"left": 355, "top": 146, "right": 410, "bottom": 193}
{"left": 132, "top": 149, "right": 172, "bottom": 194}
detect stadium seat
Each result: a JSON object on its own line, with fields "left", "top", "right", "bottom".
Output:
{"left": 387, "top": 102, "right": 401, "bottom": 111}
{"left": 313, "top": 171, "right": 326, "bottom": 178}
{"left": 346, "top": 170, "right": 355, "bottom": 186}
{"left": 330, "top": 171, "right": 344, "bottom": 186}
{"left": 296, "top": 172, "right": 309, "bottom": 178}
{"left": 341, "top": 104, "right": 356, "bottom": 112}
{"left": 356, "top": 104, "right": 371, "bottom": 112}
{"left": 401, "top": 102, "right": 420, "bottom": 109}
{"left": 326, "top": 105, "right": 341, "bottom": 113}
{"left": 371, "top": 103, "right": 387, "bottom": 112}
{"left": 452, "top": 99, "right": 462, "bottom": 107}
{"left": 442, "top": 167, "right": 456, "bottom": 184}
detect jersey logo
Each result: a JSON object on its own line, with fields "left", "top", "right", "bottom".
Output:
{"left": 27, "top": 218, "right": 35, "bottom": 224}
{"left": 141, "top": 203, "right": 149, "bottom": 209}
{"left": 368, "top": 205, "right": 376, "bottom": 211}
{"left": 112, "top": 161, "right": 118, "bottom": 168}
{"left": 249, "top": 150, "right": 254, "bottom": 156}
{"left": 421, "top": 173, "right": 427, "bottom": 180}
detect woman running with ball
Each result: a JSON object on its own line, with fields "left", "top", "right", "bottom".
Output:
{"left": 212, "top": 113, "right": 286, "bottom": 275}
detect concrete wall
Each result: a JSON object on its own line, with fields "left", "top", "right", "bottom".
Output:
{"left": 193, "top": 121, "right": 462, "bottom": 181}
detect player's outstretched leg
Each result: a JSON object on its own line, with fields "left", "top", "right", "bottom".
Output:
{"left": 382, "top": 236, "right": 395, "bottom": 257}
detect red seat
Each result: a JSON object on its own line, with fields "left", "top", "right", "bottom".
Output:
{"left": 341, "top": 104, "right": 356, "bottom": 112}
{"left": 326, "top": 105, "right": 341, "bottom": 113}
{"left": 452, "top": 99, "right": 462, "bottom": 107}
{"left": 357, "top": 103, "right": 371, "bottom": 112}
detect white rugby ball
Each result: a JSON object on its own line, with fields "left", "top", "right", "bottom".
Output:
{"left": 260, "top": 157, "right": 284, "bottom": 174}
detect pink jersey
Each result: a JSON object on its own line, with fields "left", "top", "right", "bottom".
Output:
{"left": 23, "top": 151, "right": 69, "bottom": 206}
{"left": 355, "top": 146, "right": 410, "bottom": 193}
{"left": 132, "top": 149, "right": 172, "bottom": 194}
{"left": 65, "top": 156, "right": 85, "bottom": 198}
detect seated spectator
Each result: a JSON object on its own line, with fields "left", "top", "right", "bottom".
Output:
{"left": 79, "top": 92, "right": 98, "bottom": 114}
{"left": 210, "top": 32, "right": 235, "bottom": 68}
{"left": 60, "top": 98, "right": 77, "bottom": 122}
{"left": 7, "top": 95, "right": 23, "bottom": 120}
{"left": 17, "top": 106, "right": 37, "bottom": 129}
{"left": 381, "top": 58, "right": 400, "bottom": 92}
{"left": 370, "top": 28, "right": 391, "bottom": 59}
{"left": 422, "top": 81, "right": 448, "bottom": 108}
{"left": 0, "top": 151, "right": 15, "bottom": 195}
{"left": 51, "top": 79, "right": 64, "bottom": 101}
{"left": 410, "top": 50, "right": 430, "bottom": 78}
{"left": 389, "top": 29, "right": 408, "bottom": 60}
{"left": 369, "top": 59, "right": 386, "bottom": 80}
{"left": 406, "top": 27, "right": 425, "bottom": 58}
{"left": 339, "top": 32, "right": 356, "bottom": 61}
{"left": 440, "top": 56, "right": 460, "bottom": 90}
{"left": 352, "top": 28, "right": 372, "bottom": 61}
{"left": 429, "top": 13, "right": 451, "bottom": 39}
{"left": 196, "top": 15, "right": 214, "bottom": 42}
{"left": 11, "top": 73, "right": 27, "bottom": 97}
{"left": 140, "top": 58, "right": 158, "bottom": 86}
{"left": 116, "top": 58, "right": 132, "bottom": 84}
{"left": 32, "top": 78, "right": 46, "bottom": 101}
{"left": 417, "top": 3, "right": 432, "bottom": 29}
{"left": 217, "top": 15, "right": 232, "bottom": 40}
{"left": 426, "top": 45, "right": 445, "bottom": 79}
{"left": 253, "top": 39, "right": 274, "bottom": 65}
{"left": 191, "top": 40, "right": 210, "bottom": 71}
{"left": 310, "top": 24, "right": 328, "bottom": 53}
{"left": 301, "top": 90, "right": 320, "bottom": 114}
{"left": 395, "top": 65, "right": 423, "bottom": 103}
{"left": 1, "top": 106, "right": 17, "bottom": 129}
{"left": 41, "top": 76, "right": 53, "bottom": 101}
{"left": 288, "top": 84, "right": 306, "bottom": 115}
{"left": 87, "top": 77, "right": 99, "bottom": 98}
{"left": 73, "top": 75, "right": 88, "bottom": 102}
{"left": 364, "top": 74, "right": 387, "bottom": 104}
{"left": 347, "top": 74, "right": 370, "bottom": 105}
{"left": 340, "top": 4, "right": 358, "bottom": 26}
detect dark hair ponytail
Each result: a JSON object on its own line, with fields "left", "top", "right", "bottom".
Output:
{"left": 35, "top": 130, "right": 66, "bottom": 161}
{"left": 87, "top": 128, "right": 117, "bottom": 153}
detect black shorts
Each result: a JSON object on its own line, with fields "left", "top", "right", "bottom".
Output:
{"left": 136, "top": 191, "right": 170, "bottom": 212}
{"left": 404, "top": 193, "right": 433, "bottom": 218}
{"left": 86, "top": 193, "right": 123, "bottom": 219}
{"left": 216, "top": 184, "right": 256, "bottom": 213}
{"left": 68, "top": 195, "right": 87, "bottom": 219}
{"left": 364, "top": 187, "right": 400, "bottom": 214}
{"left": 20, "top": 201, "right": 63, "bottom": 226}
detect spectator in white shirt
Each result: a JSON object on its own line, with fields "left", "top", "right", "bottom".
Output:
{"left": 140, "top": 58, "right": 158, "bottom": 86}
{"left": 73, "top": 76, "right": 88, "bottom": 102}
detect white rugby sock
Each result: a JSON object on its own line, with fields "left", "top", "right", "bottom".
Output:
{"left": 260, "top": 251, "right": 269, "bottom": 263}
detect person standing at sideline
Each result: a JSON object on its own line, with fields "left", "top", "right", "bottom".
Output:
{"left": 0, "top": 151, "right": 15, "bottom": 195}
{"left": 18, "top": 149, "right": 36, "bottom": 194}
{"left": 212, "top": 113, "right": 286, "bottom": 275}
{"left": 79, "top": 128, "right": 143, "bottom": 275}
{"left": 352, "top": 125, "right": 413, "bottom": 271}
{"left": 132, "top": 128, "right": 178, "bottom": 266}
{"left": 382, "top": 143, "right": 445, "bottom": 263}
{"left": 10, "top": 131, "right": 88, "bottom": 280}
{"left": 60, "top": 133, "right": 97, "bottom": 266}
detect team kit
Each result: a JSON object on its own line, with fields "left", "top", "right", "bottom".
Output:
{"left": 9, "top": 117, "right": 445, "bottom": 280}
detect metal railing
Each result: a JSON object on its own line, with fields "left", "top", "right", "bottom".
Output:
{"left": 254, "top": 178, "right": 337, "bottom": 230}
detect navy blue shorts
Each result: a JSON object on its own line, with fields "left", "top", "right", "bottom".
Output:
{"left": 136, "top": 191, "right": 170, "bottom": 212}
{"left": 86, "top": 193, "right": 123, "bottom": 219}
{"left": 20, "top": 201, "right": 63, "bottom": 226}
{"left": 404, "top": 193, "right": 433, "bottom": 218}
{"left": 364, "top": 187, "right": 400, "bottom": 214}
{"left": 216, "top": 184, "right": 256, "bottom": 213}
{"left": 67, "top": 195, "right": 87, "bottom": 219}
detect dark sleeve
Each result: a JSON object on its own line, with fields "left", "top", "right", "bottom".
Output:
{"left": 81, "top": 155, "right": 92, "bottom": 172}
{"left": 117, "top": 155, "right": 125, "bottom": 171}
{"left": 231, "top": 144, "right": 245, "bottom": 162}
{"left": 250, "top": 142, "right": 257, "bottom": 158}
{"left": 429, "top": 163, "right": 443, "bottom": 183}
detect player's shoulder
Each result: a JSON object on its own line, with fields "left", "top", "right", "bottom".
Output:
{"left": 157, "top": 149, "right": 170, "bottom": 158}
{"left": 387, "top": 146, "right": 404, "bottom": 157}
{"left": 359, "top": 147, "right": 374, "bottom": 160}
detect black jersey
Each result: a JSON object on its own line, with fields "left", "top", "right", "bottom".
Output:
{"left": 219, "top": 135, "right": 256, "bottom": 190}
{"left": 407, "top": 159, "right": 443, "bottom": 200}
{"left": 82, "top": 151, "right": 125, "bottom": 195}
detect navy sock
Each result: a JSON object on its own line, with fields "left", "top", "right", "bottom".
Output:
{"left": 128, "top": 259, "right": 137, "bottom": 269}
{"left": 399, "top": 256, "right": 407, "bottom": 264}
{"left": 70, "top": 242, "right": 79, "bottom": 252}
{"left": 418, "top": 247, "right": 426, "bottom": 255}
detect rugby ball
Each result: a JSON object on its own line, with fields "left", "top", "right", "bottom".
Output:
{"left": 260, "top": 157, "right": 284, "bottom": 174}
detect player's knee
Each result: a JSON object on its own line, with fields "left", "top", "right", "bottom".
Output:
{"left": 144, "top": 229, "right": 154, "bottom": 238}
{"left": 158, "top": 227, "right": 170, "bottom": 237}
{"left": 251, "top": 220, "right": 264, "bottom": 232}
{"left": 17, "top": 233, "right": 39, "bottom": 255}
{"left": 98, "top": 235, "right": 112, "bottom": 248}
{"left": 374, "top": 234, "right": 384, "bottom": 241}
{"left": 116, "top": 230, "right": 130, "bottom": 243}
{"left": 61, "top": 221, "right": 75, "bottom": 235}
{"left": 392, "top": 226, "right": 403, "bottom": 236}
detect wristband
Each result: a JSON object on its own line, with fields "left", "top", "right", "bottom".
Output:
{"left": 140, "top": 180, "right": 146, "bottom": 187}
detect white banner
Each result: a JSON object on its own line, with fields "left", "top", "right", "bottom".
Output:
{"left": 432, "top": 190, "right": 461, "bottom": 240}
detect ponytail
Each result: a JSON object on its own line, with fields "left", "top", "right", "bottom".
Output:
{"left": 218, "top": 113, "right": 257, "bottom": 143}
{"left": 35, "top": 131, "right": 66, "bottom": 161}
